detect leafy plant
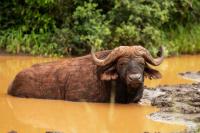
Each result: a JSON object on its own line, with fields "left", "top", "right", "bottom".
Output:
{"left": 0, "top": 0, "right": 200, "bottom": 56}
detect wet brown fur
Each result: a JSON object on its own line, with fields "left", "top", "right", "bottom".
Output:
{"left": 8, "top": 51, "right": 115, "bottom": 102}
{"left": 8, "top": 50, "right": 161, "bottom": 103}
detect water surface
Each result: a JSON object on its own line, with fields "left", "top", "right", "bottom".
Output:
{"left": 145, "top": 55, "right": 200, "bottom": 87}
{"left": 1, "top": 55, "right": 199, "bottom": 133}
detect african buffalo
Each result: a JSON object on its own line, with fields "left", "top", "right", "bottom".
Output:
{"left": 8, "top": 45, "right": 164, "bottom": 103}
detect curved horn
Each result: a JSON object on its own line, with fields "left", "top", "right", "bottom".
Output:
{"left": 91, "top": 45, "right": 164, "bottom": 66}
{"left": 140, "top": 46, "right": 164, "bottom": 66}
{"left": 91, "top": 46, "right": 126, "bottom": 66}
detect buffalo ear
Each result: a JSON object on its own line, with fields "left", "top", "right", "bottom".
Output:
{"left": 100, "top": 65, "right": 118, "bottom": 81}
{"left": 144, "top": 64, "right": 162, "bottom": 79}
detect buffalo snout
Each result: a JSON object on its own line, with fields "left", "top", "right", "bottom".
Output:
{"left": 127, "top": 73, "right": 143, "bottom": 86}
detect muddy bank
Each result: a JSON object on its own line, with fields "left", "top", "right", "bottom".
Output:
{"left": 179, "top": 71, "right": 200, "bottom": 82}
{"left": 142, "top": 82, "right": 200, "bottom": 132}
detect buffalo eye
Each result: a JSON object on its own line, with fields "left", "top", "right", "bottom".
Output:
{"left": 138, "top": 62, "right": 145, "bottom": 67}
{"left": 118, "top": 61, "right": 128, "bottom": 68}
{"left": 117, "top": 57, "right": 129, "bottom": 70}
{"left": 119, "top": 62, "right": 125, "bottom": 67}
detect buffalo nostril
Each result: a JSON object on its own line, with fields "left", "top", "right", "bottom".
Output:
{"left": 128, "top": 74, "right": 142, "bottom": 80}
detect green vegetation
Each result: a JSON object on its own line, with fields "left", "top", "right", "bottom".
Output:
{"left": 163, "top": 24, "right": 200, "bottom": 56}
{"left": 0, "top": 0, "right": 200, "bottom": 56}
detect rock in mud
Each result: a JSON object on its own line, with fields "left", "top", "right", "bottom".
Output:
{"left": 141, "top": 83, "right": 200, "bottom": 131}
{"left": 179, "top": 71, "right": 200, "bottom": 82}
{"left": 46, "top": 131, "right": 63, "bottom": 133}
{"left": 142, "top": 83, "right": 200, "bottom": 114}
{"left": 8, "top": 131, "right": 17, "bottom": 133}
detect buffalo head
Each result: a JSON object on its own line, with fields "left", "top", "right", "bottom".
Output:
{"left": 91, "top": 45, "right": 164, "bottom": 89}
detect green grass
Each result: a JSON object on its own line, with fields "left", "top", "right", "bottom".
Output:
{"left": 1, "top": 24, "right": 200, "bottom": 57}
{"left": 162, "top": 24, "right": 200, "bottom": 56}
{"left": 0, "top": 28, "right": 61, "bottom": 57}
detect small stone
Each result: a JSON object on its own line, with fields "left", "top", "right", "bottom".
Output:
{"left": 46, "top": 131, "right": 63, "bottom": 133}
{"left": 179, "top": 73, "right": 184, "bottom": 76}
{"left": 185, "top": 71, "right": 191, "bottom": 74}
{"left": 8, "top": 131, "right": 17, "bottom": 133}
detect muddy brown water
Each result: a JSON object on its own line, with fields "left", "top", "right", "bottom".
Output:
{"left": 0, "top": 55, "right": 199, "bottom": 133}
{"left": 145, "top": 55, "right": 200, "bottom": 87}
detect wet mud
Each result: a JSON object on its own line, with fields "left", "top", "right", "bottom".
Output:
{"left": 142, "top": 71, "right": 200, "bottom": 132}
